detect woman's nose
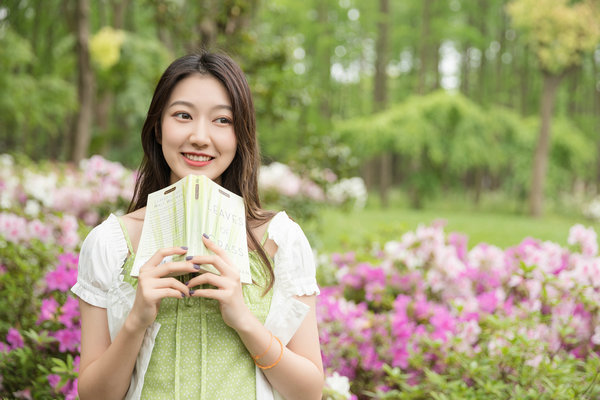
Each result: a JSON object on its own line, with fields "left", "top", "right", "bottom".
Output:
{"left": 189, "top": 120, "right": 210, "bottom": 145}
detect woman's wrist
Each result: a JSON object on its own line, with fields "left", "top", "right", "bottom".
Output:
{"left": 123, "top": 313, "right": 151, "bottom": 336}
{"left": 232, "top": 310, "right": 261, "bottom": 335}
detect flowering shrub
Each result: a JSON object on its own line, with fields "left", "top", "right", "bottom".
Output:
{"left": 318, "top": 223, "right": 600, "bottom": 399}
{"left": 0, "top": 154, "right": 134, "bottom": 226}
{"left": 260, "top": 162, "right": 367, "bottom": 220}
{"left": 4, "top": 153, "right": 599, "bottom": 399}
{"left": 0, "top": 252, "right": 79, "bottom": 398}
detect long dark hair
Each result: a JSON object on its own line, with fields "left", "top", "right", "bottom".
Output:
{"left": 129, "top": 51, "right": 275, "bottom": 292}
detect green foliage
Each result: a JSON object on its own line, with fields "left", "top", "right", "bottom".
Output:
{"left": 0, "top": 28, "right": 76, "bottom": 157}
{"left": 378, "top": 325, "right": 600, "bottom": 400}
{"left": 0, "top": 240, "right": 56, "bottom": 332}
{"left": 507, "top": 0, "right": 600, "bottom": 75}
{"left": 335, "top": 90, "right": 596, "bottom": 209}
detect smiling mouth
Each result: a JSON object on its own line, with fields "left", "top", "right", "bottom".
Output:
{"left": 183, "top": 153, "right": 213, "bottom": 162}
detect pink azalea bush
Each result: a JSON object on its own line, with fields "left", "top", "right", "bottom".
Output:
{"left": 0, "top": 154, "right": 135, "bottom": 226}
{"left": 3, "top": 154, "right": 600, "bottom": 399}
{"left": 260, "top": 162, "right": 367, "bottom": 221}
{"left": 319, "top": 222, "right": 600, "bottom": 399}
{"left": 0, "top": 251, "right": 80, "bottom": 398}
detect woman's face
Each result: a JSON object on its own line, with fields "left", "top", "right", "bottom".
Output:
{"left": 160, "top": 73, "right": 237, "bottom": 185}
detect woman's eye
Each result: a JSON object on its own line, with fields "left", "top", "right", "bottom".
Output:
{"left": 215, "top": 117, "right": 232, "bottom": 125}
{"left": 174, "top": 112, "right": 192, "bottom": 120}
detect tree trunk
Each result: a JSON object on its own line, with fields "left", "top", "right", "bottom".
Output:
{"left": 520, "top": 46, "right": 530, "bottom": 115}
{"left": 71, "top": 0, "right": 94, "bottom": 163}
{"left": 477, "top": 0, "right": 488, "bottom": 104}
{"left": 110, "top": 0, "right": 129, "bottom": 29}
{"left": 529, "top": 72, "right": 562, "bottom": 217}
{"left": 594, "top": 55, "right": 600, "bottom": 190}
{"left": 374, "top": 0, "right": 391, "bottom": 207}
{"left": 317, "top": 0, "right": 332, "bottom": 119}
{"left": 418, "top": 0, "right": 431, "bottom": 95}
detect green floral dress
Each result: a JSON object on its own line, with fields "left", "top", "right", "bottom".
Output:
{"left": 118, "top": 218, "right": 273, "bottom": 400}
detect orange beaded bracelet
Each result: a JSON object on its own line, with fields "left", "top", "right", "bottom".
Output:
{"left": 253, "top": 331, "right": 274, "bottom": 361}
{"left": 254, "top": 335, "right": 284, "bottom": 370}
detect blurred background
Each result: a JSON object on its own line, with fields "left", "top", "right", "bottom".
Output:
{"left": 3, "top": 2, "right": 600, "bottom": 398}
{"left": 1, "top": 0, "right": 600, "bottom": 248}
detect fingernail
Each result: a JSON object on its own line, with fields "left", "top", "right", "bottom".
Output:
{"left": 193, "top": 264, "right": 201, "bottom": 270}
{"left": 181, "top": 246, "right": 188, "bottom": 250}
{"left": 181, "top": 292, "right": 186, "bottom": 298}
{"left": 189, "top": 289, "right": 195, "bottom": 296}
{"left": 203, "top": 233, "right": 209, "bottom": 239}
{"left": 186, "top": 256, "right": 193, "bottom": 261}
{"left": 184, "top": 280, "right": 189, "bottom": 286}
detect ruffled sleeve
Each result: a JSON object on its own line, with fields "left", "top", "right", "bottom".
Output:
{"left": 267, "top": 211, "right": 319, "bottom": 297}
{"left": 71, "top": 214, "right": 129, "bottom": 308}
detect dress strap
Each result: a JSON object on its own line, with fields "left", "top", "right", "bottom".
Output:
{"left": 260, "top": 227, "right": 269, "bottom": 246}
{"left": 116, "top": 216, "right": 135, "bottom": 256}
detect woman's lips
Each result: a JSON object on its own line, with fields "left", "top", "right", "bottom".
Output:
{"left": 182, "top": 153, "right": 214, "bottom": 167}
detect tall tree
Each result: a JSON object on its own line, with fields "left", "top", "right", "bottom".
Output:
{"left": 507, "top": 0, "right": 600, "bottom": 216}
{"left": 71, "top": 0, "right": 94, "bottom": 163}
{"left": 374, "top": 0, "right": 391, "bottom": 206}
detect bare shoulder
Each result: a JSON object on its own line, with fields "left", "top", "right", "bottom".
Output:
{"left": 120, "top": 207, "right": 146, "bottom": 253}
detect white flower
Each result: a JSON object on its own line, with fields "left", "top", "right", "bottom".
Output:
{"left": 327, "top": 177, "right": 367, "bottom": 209}
{"left": 23, "top": 200, "right": 41, "bottom": 217}
{"left": 325, "top": 372, "right": 351, "bottom": 399}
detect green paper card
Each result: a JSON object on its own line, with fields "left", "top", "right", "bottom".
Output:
{"left": 131, "top": 174, "right": 251, "bottom": 284}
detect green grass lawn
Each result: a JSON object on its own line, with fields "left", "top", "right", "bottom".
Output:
{"left": 303, "top": 191, "right": 600, "bottom": 253}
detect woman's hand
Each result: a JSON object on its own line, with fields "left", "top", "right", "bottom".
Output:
{"left": 186, "top": 235, "right": 254, "bottom": 331}
{"left": 128, "top": 247, "right": 199, "bottom": 330}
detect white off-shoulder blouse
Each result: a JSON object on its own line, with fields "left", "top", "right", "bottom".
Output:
{"left": 72, "top": 211, "right": 319, "bottom": 400}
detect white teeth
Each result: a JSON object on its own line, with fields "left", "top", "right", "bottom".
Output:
{"left": 184, "top": 154, "right": 211, "bottom": 162}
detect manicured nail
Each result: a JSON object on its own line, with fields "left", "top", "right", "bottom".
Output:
{"left": 181, "top": 292, "right": 186, "bottom": 298}
{"left": 186, "top": 256, "right": 193, "bottom": 261}
{"left": 184, "top": 280, "right": 189, "bottom": 286}
{"left": 181, "top": 246, "right": 188, "bottom": 250}
{"left": 189, "top": 289, "right": 195, "bottom": 296}
{"left": 202, "top": 233, "right": 209, "bottom": 239}
{"left": 193, "top": 264, "right": 201, "bottom": 270}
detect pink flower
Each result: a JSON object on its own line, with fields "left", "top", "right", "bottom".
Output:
{"left": 477, "top": 291, "right": 498, "bottom": 314}
{"left": 53, "top": 328, "right": 80, "bottom": 352}
{"left": 12, "top": 389, "right": 32, "bottom": 400}
{"left": 47, "top": 374, "right": 61, "bottom": 389}
{"left": 38, "top": 297, "right": 60, "bottom": 324}
{"left": 45, "top": 264, "right": 76, "bottom": 292}
{"left": 57, "top": 215, "right": 79, "bottom": 249}
{"left": 58, "top": 297, "right": 80, "bottom": 328}
{"left": 568, "top": 224, "right": 598, "bottom": 257}
{"left": 0, "top": 212, "right": 29, "bottom": 242}
{"left": 0, "top": 342, "right": 10, "bottom": 353}
{"left": 6, "top": 328, "right": 24, "bottom": 350}
{"left": 448, "top": 232, "right": 468, "bottom": 262}
{"left": 27, "top": 219, "right": 52, "bottom": 243}
{"left": 45, "top": 253, "right": 78, "bottom": 292}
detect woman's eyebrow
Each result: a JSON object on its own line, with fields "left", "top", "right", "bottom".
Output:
{"left": 167, "top": 100, "right": 196, "bottom": 109}
{"left": 167, "top": 101, "right": 232, "bottom": 112}
{"left": 212, "top": 104, "right": 233, "bottom": 112}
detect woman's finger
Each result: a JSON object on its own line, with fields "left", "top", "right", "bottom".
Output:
{"left": 153, "top": 276, "right": 191, "bottom": 295}
{"left": 186, "top": 254, "right": 232, "bottom": 276}
{"left": 202, "top": 234, "right": 234, "bottom": 265}
{"left": 186, "top": 271, "right": 229, "bottom": 289}
{"left": 153, "top": 288, "right": 189, "bottom": 300}
{"left": 189, "top": 287, "right": 225, "bottom": 301}
{"left": 151, "top": 260, "right": 201, "bottom": 278}
{"left": 140, "top": 246, "right": 189, "bottom": 273}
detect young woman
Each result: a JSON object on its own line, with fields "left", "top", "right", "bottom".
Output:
{"left": 72, "top": 52, "right": 324, "bottom": 399}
